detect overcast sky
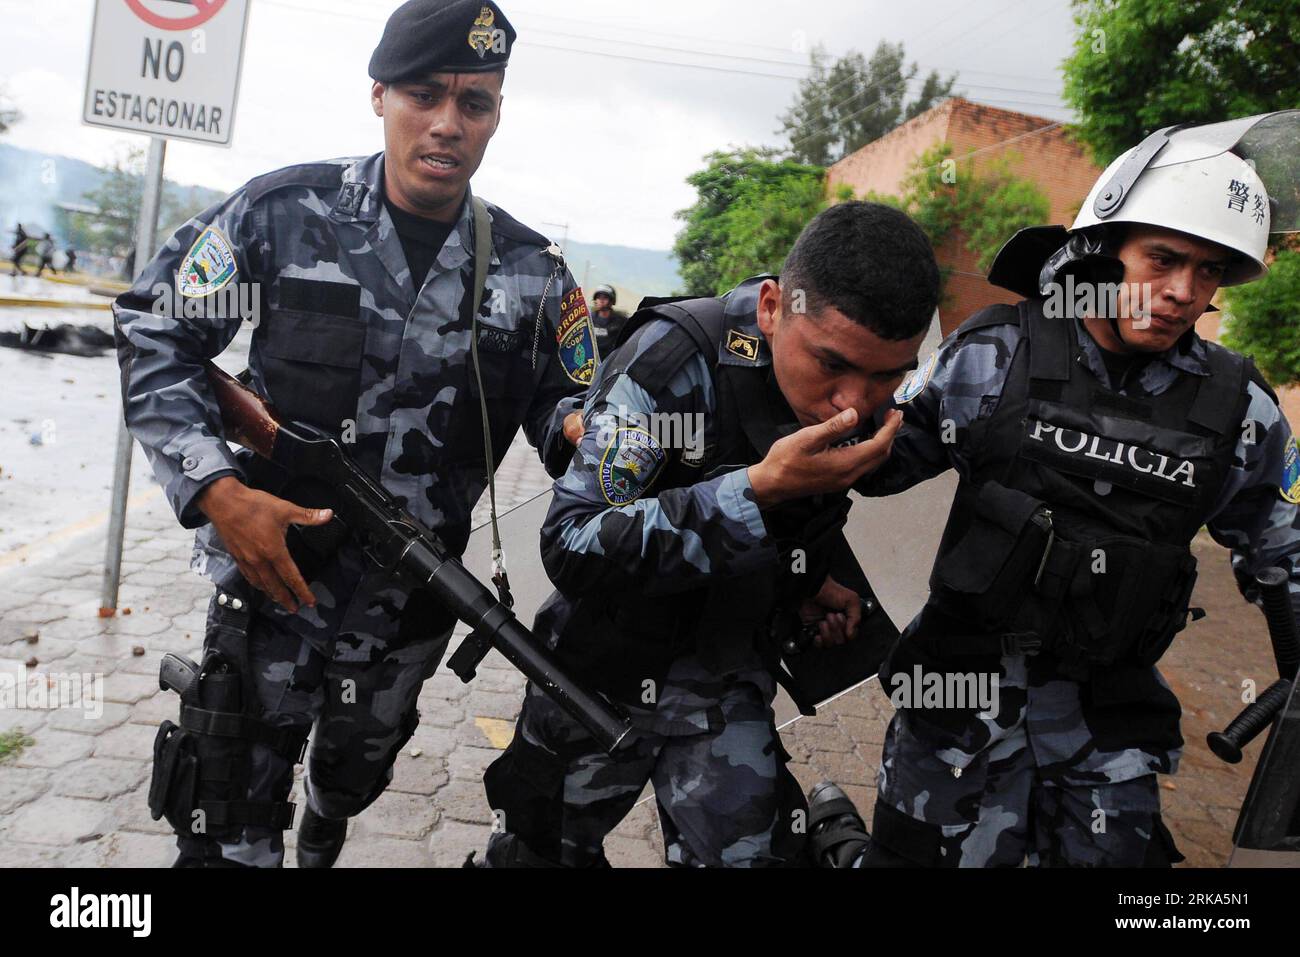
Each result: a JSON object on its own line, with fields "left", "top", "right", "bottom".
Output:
{"left": 1, "top": 0, "right": 1078, "bottom": 249}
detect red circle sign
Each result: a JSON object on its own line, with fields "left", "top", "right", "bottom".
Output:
{"left": 124, "top": 0, "right": 228, "bottom": 30}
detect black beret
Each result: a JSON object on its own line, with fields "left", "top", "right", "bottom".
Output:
{"left": 369, "top": 0, "right": 515, "bottom": 81}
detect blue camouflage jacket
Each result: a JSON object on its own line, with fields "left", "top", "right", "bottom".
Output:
{"left": 532, "top": 278, "right": 856, "bottom": 730}
{"left": 114, "top": 152, "right": 592, "bottom": 657}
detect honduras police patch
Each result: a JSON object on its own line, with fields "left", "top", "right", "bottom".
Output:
{"left": 1282, "top": 438, "right": 1300, "bottom": 504}
{"left": 600, "top": 427, "right": 666, "bottom": 506}
{"left": 894, "top": 350, "right": 937, "bottom": 405}
{"left": 557, "top": 288, "right": 598, "bottom": 385}
{"left": 178, "top": 226, "right": 238, "bottom": 299}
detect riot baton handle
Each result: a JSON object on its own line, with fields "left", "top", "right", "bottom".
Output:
{"left": 1206, "top": 567, "right": 1300, "bottom": 763}
{"left": 1208, "top": 678, "right": 1294, "bottom": 764}
{"left": 1256, "top": 567, "right": 1300, "bottom": 680}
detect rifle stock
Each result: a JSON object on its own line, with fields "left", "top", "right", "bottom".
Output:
{"left": 206, "top": 361, "right": 281, "bottom": 459}
{"left": 200, "top": 360, "right": 631, "bottom": 752}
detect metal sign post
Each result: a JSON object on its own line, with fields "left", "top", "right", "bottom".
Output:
{"left": 84, "top": 0, "right": 250, "bottom": 612}
{"left": 99, "top": 136, "right": 165, "bottom": 615}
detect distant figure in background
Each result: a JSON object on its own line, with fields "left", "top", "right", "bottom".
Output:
{"left": 34, "top": 236, "right": 55, "bottom": 277}
{"left": 9, "top": 222, "right": 31, "bottom": 276}
{"left": 65, "top": 247, "right": 77, "bottom": 274}
{"left": 589, "top": 283, "right": 628, "bottom": 351}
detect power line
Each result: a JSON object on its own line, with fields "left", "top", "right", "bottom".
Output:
{"left": 788, "top": 73, "right": 1063, "bottom": 155}
{"left": 784, "top": 0, "right": 1046, "bottom": 150}
{"left": 262, "top": 0, "right": 1063, "bottom": 99}
{"left": 258, "top": 0, "right": 1066, "bottom": 149}
{"left": 260, "top": 0, "right": 809, "bottom": 80}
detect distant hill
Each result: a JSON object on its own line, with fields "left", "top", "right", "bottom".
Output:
{"left": 560, "top": 238, "right": 682, "bottom": 303}
{"left": 0, "top": 143, "right": 225, "bottom": 245}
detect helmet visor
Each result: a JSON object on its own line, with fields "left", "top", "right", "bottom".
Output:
{"left": 1151, "top": 110, "right": 1300, "bottom": 233}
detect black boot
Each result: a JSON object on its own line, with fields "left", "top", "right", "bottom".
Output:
{"left": 806, "top": 781, "right": 872, "bottom": 868}
{"left": 296, "top": 808, "right": 348, "bottom": 868}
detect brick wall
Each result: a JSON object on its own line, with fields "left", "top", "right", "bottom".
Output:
{"left": 828, "top": 98, "right": 1103, "bottom": 334}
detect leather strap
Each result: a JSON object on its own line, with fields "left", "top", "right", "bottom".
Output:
{"left": 467, "top": 195, "right": 512, "bottom": 606}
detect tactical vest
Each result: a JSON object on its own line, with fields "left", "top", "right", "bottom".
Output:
{"left": 919, "top": 299, "right": 1250, "bottom": 678}
{"left": 552, "top": 293, "right": 856, "bottom": 704}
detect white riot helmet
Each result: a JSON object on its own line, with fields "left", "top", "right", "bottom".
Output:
{"left": 989, "top": 110, "right": 1300, "bottom": 297}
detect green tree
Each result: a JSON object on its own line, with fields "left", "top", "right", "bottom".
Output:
{"left": 862, "top": 144, "right": 1050, "bottom": 302}
{"left": 780, "top": 41, "right": 957, "bottom": 165}
{"left": 673, "top": 148, "right": 827, "bottom": 296}
{"left": 1221, "top": 246, "right": 1300, "bottom": 387}
{"left": 1062, "top": 0, "right": 1300, "bottom": 166}
{"left": 71, "top": 146, "right": 144, "bottom": 255}
{"left": 72, "top": 145, "right": 214, "bottom": 256}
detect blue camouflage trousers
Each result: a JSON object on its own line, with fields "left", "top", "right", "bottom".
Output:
{"left": 861, "top": 713, "right": 1183, "bottom": 867}
{"left": 172, "top": 589, "right": 451, "bottom": 867}
{"left": 483, "top": 674, "right": 807, "bottom": 868}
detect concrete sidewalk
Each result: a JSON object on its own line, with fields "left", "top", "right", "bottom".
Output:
{"left": 0, "top": 434, "right": 1281, "bottom": 867}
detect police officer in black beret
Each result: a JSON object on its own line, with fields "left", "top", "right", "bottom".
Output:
{"left": 118, "top": 0, "right": 592, "bottom": 868}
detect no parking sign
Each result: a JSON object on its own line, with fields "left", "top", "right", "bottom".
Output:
{"left": 82, "top": 0, "right": 250, "bottom": 146}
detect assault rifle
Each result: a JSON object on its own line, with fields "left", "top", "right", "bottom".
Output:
{"left": 203, "top": 361, "right": 631, "bottom": 753}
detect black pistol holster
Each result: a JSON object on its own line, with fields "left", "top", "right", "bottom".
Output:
{"left": 148, "top": 587, "right": 308, "bottom": 845}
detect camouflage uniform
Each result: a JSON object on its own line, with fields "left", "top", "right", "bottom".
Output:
{"left": 853, "top": 303, "right": 1300, "bottom": 867}
{"left": 483, "top": 278, "right": 845, "bottom": 867}
{"left": 114, "top": 152, "right": 589, "bottom": 866}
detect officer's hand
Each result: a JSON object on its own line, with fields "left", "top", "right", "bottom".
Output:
{"left": 748, "top": 408, "right": 901, "bottom": 509}
{"left": 799, "top": 576, "right": 863, "bottom": 648}
{"left": 195, "top": 476, "right": 332, "bottom": 613}
{"left": 563, "top": 411, "right": 584, "bottom": 447}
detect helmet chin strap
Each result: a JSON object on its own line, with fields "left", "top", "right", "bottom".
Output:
{"left": 1039, "top": 227, "right": 1134, "bottom": 351}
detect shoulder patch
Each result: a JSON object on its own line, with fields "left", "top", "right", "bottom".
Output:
{"left": 243, "top": 162, "right": 346, "bottom": 207}
{"left": 178, "top": 226, "right": 237, "bottom": 298}
{"left": 600, "top": 427, "right": 667, "bottom": 505}
{"left": 557, "top": 288, "right": 597, "bottom": 384}
{"left": 1281, "top": 437, "right": 1300, "bottom": 504}
{"left": 894, "top": 350, "right": 938, "bottom": 405}
{"left": 725, "top": 330, "right": 760, "bottom": 363}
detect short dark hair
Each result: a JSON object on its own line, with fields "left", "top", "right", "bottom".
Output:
{"left": 780, "top": 201, "right": 940, "bottom": 340}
